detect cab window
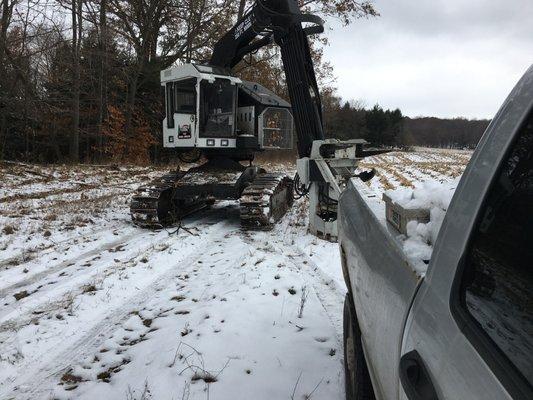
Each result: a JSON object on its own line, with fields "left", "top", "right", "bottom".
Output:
{"left": 199, "top": 78, "right": 236, "bottom": 138}
{"left": 459, "top": 112, "right": 533, "bottom": 387}
{"left": 173, "top": 78, "right": 197, "bottom": 114}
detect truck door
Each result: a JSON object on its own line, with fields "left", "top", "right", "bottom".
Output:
{"left": 400, "top": 67, "right": 533, "bottom": 400}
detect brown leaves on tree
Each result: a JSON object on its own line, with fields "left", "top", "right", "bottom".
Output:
{"left": 102, "top": 105, "right": 156, "bottom": 164}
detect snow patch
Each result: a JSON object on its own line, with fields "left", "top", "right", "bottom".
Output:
{"left": 387, "top": 178, "right": 460, "bottom": 274}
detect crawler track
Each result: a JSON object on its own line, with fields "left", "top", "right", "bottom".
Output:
{"left": 240, "top": 173, "right": 294, "bottom": 230}
{"left": 132, "top": 169, "right": 294, "bottom": 231}
{"left": 130, "top": 170, "right": 208, "bottom": 229}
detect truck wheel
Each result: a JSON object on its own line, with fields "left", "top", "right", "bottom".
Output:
{"left": 343, "top": 293, "right": 375, "bottom": 400}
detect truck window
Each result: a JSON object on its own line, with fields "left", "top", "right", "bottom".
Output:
{"left": 459, "top": 113, "right": 533, "bottom": 387}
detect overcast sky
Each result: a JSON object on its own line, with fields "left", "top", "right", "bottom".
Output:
{"left": 322, "top": 0, "right": 533, "bottom": 119}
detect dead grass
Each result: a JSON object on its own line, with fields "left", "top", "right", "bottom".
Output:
{"left": 81, "top": 284, "right": 97, "bottom": 293}
{"left": 126, "top": 381, "right": 152, "bottom": 400}
{"left": 377, "top": 172, "right": 394, "bottom": 190}
{"left": 381, "top": 165, "right": 414, "bottom": 188}
{"left": 96, "top": 357, "right": 131, "bottom": 383}
{"left": 359, "top": 150, "right": 470, "bottom": 191}
{"left": 43, "top": 213, "right": 57, "bottom": 221}
{"left": 0, "top": 183, "right": 98, "bottom": 204}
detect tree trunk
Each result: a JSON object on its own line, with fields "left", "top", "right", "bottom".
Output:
{"left": 69, "top": 0, "right": 81, "bottom": 163}
{"left": 238, "top": 0, "right": 246, "bottom": 19}
{"left": 123, "top": 55, "right": 143, "bottom": 161}
{"left": 0, "top": 112, "right": 6, "bottom": 160}
{"left": 0, "top": 0, "right": 11, "bottom": 160}
{"left": 97, "top": 0, "right": 107, "bottom": 161}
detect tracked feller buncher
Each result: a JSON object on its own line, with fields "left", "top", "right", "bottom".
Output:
{"left": 131, "top": 0, "right": 377, "bottom": 238}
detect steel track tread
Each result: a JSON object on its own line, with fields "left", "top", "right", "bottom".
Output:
{"left": 240, "top": 172, "right": 294, "bottom": 230}
{"left": 130, "top": 170, "right": 186, "bottom": 229}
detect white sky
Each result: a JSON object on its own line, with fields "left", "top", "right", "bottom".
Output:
{"left": 322, "top": 0, "right": 533, "bottom": 119}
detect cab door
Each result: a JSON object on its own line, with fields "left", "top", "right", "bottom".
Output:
{"left": 163, "top": 78, "right": 197, "bottom": 148}
{"left": 400, "top": 67, "right": 533, "bottom": 400}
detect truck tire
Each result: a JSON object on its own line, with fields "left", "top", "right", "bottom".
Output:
{"left": 343, "top": 293, "right": 375, "bottom": 400}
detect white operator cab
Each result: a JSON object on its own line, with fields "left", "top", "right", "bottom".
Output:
{"left": 160, "top": 63, "right": 294, "bottom": 155}
{"left": 161, "top": 64, "right": 241, "bottom": 150}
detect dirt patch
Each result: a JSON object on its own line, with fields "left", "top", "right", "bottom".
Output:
{"left": 142, "top": 318, "right": 153, "bottom": 328}
{"left": 97, "top": 371, "right": 111, "bottom": 382}
{"left": 13, "top": 290, "right": 30, "bottom": 301}
{"left": 97, "top": 358, "right": 131, "bottom": 383}
{"left": 2, "top": 225, "right": 15, "bottom": 235}
{"left": 61, "top": 372, "right": 83, "bottom": 384}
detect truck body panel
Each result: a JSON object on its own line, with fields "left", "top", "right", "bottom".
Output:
{"left": 338, "top": 65, "right": 533, "bottom": 400}
{"left": 339, "top": 186, "right": 421, "bottom": 400}
{"left": 402, "top": 65, "right": 533, "bottom": 400}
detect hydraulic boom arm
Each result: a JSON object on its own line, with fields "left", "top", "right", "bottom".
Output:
{"left": 210, "top": 0, "right": 325, "bottom": 158}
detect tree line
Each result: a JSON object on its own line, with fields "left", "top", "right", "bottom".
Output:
{"left": 401, "top": 117, "right": 489, "bottom": 149}
{"left": 323, "top": 96, "right": 403, "bottom": 146}
{"left": 0, "top": 0, "right": 377, "bottom": 164}
{"left": 323, "top": 96, "right": 489, "bottom": 149}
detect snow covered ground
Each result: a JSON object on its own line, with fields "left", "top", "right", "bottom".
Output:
{"left": 0, "top": 162, "right": 344, "bottom": 400}
{"left": 0, "top": 149, "right": 471, "bottom": 400}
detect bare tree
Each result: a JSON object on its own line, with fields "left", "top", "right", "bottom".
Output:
{"left": 108, "top": 0, "right": 237, "bottom": 160}
{"left": 69, "top": 0, "right": 82, "bottom": 162}
{"left": 0, "top": 0, "right": 19, "bottom": 159}
{"left": 108, "top": 0, "right": 170, "bottom": 159}
{"left": 96, "top": 0, "right": 107, "bottom": 160}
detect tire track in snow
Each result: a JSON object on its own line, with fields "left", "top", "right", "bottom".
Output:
{"left": 0, "top": 205, "right": 239, "bottom": 328}
{"left": 0, "top": 231, "right": 140, "bottom": 299}
{"left": 0, "top": 231, "right": 167, "bottom": 327}
{"left": 2, "top": 223, "right": 235, "bottom": 400}
{"left": 0, "top": 225, "right": 125, "bottom": 268}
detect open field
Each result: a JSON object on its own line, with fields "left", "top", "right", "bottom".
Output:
{"left": 358, "top": 148, "right": 472, "bottom": 191}
{"left": 0, "top": 149, "right": 472, "bottom": 399}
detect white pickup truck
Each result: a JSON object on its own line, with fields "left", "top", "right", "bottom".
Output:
{"left": 338, "top": 66, "right": 533, "bottom": 400}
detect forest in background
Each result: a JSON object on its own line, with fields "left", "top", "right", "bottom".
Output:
{"left": 0, "top": 0, "right": 487, "bottom": 165}
{"left": 0, "top": 0, "right": 379, "bottom": 164}
{"left": 402, "top": 116, "right": 489, "bottom": 149}
{"left": 323, "top": 99, "right": 490, "bottom": 149}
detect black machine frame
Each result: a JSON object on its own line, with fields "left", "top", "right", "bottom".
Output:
{"left": 209, "top": 0, "right": 326, "bottom": 159}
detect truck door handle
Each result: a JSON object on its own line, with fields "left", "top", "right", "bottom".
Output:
{"left": 399, "top": 350, "right": 439, "bottom": 400}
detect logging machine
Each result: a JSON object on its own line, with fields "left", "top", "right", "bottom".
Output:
{"left": 130, "top": 0, "right": 376, "bottom": 240}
